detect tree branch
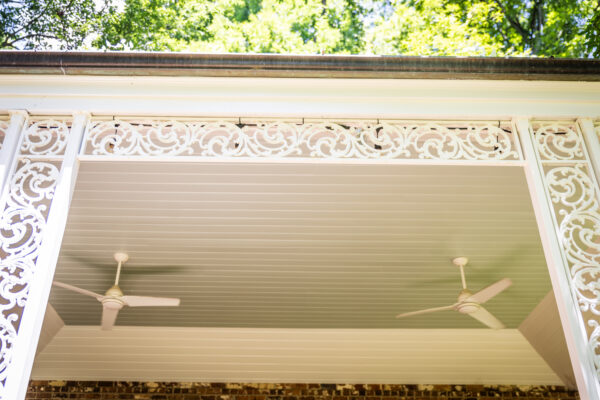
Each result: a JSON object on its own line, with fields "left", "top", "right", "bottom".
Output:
{"left": 12, "top": 1, "right": 54, "bottom": 37}
{"left": 6, "top": 32, "right": 59, "bottom": 47}
{"left": 493, "top": 0, "right": 528, "bottom": 41}
{"left": 527, "top": 0, "right": 543, "bottom": 32}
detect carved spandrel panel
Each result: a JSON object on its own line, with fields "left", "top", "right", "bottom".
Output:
{"left": 0, "top": 118, "right": 72, "bottom": 394}
{"left": 84, "top": 119, "right": 522, "bottom": 161}
{"left": 531, "top": 121, "right": 600, "bottom": 376}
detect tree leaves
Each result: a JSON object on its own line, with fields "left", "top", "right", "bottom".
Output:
{"left": 1, "top": 0, "right": 112, "bottom": 49}
{"left": 1, "top": 0, "right": 599, "bottom": 57}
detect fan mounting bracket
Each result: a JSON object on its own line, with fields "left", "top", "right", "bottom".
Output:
{"left": 452, "top": 257, "right": 468, "bottom": 268}
{"left": 114, "top": 252, "right": 129, "bottom": 263}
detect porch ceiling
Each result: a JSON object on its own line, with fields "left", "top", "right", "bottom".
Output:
{"left": 50, "top": 161, "right": 551, "bottom": 329}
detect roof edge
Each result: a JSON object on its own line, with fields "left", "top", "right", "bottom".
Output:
{"left": 1, "top": 51, "right": 600, "bottom": 80}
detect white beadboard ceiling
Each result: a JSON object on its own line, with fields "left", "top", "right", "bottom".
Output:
{"left": 50, "top": 161, "right": 551, "bottom": 329}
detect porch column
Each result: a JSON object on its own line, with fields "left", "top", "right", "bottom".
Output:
{"left": 0, "top": 111, "right": 28, "bottom": 192}
{"left": 517, "top": 118, "right": 600, "bottom": 400}
{"left": 0, "top": 112, "right": 90, "bottom": 400}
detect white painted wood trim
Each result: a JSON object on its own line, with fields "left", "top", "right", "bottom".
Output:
{"left": 4, "top": 112, "right": 90, "bottom": 400}
{"left": 76, "top": 155, "right": 527, "bottom": 167}
{"left": 2, "top": 75, "right": 600, "bottom": 119}
{"left": 0, "top": 111, "right": 27, "bottom": 194}
{"left": 515, "top": 117, "right": 599, "bottom": 400}
{"left": 579, "top": 118, "right": 600, "bottom": 181}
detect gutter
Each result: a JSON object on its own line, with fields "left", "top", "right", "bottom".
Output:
{"left": 0, "top": 51, "right": 599, "bottom": 80}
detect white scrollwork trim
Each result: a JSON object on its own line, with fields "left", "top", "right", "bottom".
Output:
{"left": 533, "top": 123, "right": 585, "bottom": 161}
{"left": 0, "top": 118, "right": 68, "bottom": 394}
{"left": 20, "top": 119, "right": 70, "bottom": 156}
{"left": 85, "top": 120, "right": 521, "bottom": 161}
{"left": 0, "top": 258, "right": 34, "bottom": 396}
{"left": 534, "top": 121, "right": 600, "bottom": 377}
{"left": 0, "top": 207, "right": 46, "bottom": 262}
{"left": 88, "top": 120, "right": 195, "bottom": 156}
{"left": 545, "top": 165, "right": 598, "bottom": 223}
{"left": 0, "top": 161, "right": 58, "bottom": 263}
{"left": 5, "top": 161, "right": 59, "bottom": 212}
{"left": 588, "top": 320, "right": 600, "bottom": 378}
{"left": 561, "top": 211, "right": 600, "bottom": 314}
{"left": 0, "top": 320, "right": 17, "bottom": 393}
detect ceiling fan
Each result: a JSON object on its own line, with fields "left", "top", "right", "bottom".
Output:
{"left": 53, "top": 252, "right": 180, "bottom": 330}
{"left": 395, "top": 257, "right": 512, "bottom": 329}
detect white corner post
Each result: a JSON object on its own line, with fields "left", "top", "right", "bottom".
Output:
{"left": 579, "top": 119, "right": 600, "bottom": 180}
{"left": 0, "top": 111, "right": 28, "bottom": 193}
{"left": 517, "top": 117, "right": 600, "bottom": 400}
{"left": 0, "top": 112, "right": 90, "bottom": 400}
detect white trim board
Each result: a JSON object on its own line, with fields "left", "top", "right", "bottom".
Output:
{"left": 1, "top": 75, "right": 600, "bottom": 118}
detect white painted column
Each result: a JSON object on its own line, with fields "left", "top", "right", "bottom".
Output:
{"left": 0, "top": 111, "right": 27, "bottom": 193}
{"left": 517, "top": 117, "right": 600, "bottom": 400}
{"left": 579, "top": 119, "right": 600, "bottom": 179}
{"left": 0, "top": 112, "right": 90, "bottom": 400}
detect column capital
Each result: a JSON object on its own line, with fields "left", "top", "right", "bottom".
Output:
{"left": 71, "top": 111, "right": 91, "bottom": 119}
{"left": 7, "top": 110, "right": 28, "bottom": 120}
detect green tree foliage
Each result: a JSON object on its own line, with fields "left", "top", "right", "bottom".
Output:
{"left": 96, "top": 0, "right": 215, "bottom": 50}
{"left": 365, "top": 0, "right": 507, "bottom": 55}
{"left": 1, "top": 0, "right": 599, "bottom": 57}
{"left": 95, "top": 0, "right": 365, "bottom": 53}
{"left": 425, "top": 0, "right": 599, "bottom": 56}
{"left": 0, "top": 0, "right": 112, "bottom": 49}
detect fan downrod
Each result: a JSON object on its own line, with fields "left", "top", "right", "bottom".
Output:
{"left": 110, "top": 252, "right": 129, "bottom": 292}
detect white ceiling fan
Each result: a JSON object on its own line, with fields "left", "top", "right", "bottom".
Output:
{"left": 53, "top": 252, "right": 180, "bottom": 330}
{"left": 396, "top": 257, "right": 512, "bottom": 329}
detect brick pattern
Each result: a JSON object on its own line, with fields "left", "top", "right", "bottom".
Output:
{"left": 26, "top": 381, "right": 579, "bottom": 400}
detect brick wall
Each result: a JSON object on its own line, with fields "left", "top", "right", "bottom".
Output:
{"left": 26, "top": 381, "right": 579, "bottom": 400}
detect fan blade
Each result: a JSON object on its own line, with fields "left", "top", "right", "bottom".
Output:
{"left": 122, "top": 295, "right": 180, "bottom": 307}
{"left": 101, "top": 305, "right": 120, "bottom": 330}
{"left": 468, "top": 278, "right": 512, "bottom": 304}
{"left": 469, "top": 306, "right": 505, "bottom": 329}
{"left": 396, "top": 304, "right": 456, "bottom": 319}
{"left": 53, "top": 281, "right": 104, "bottom": 301}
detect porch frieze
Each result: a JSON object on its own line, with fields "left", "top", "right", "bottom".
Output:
{"left": 82, "top": 118, "right": 523, "bottom": 162}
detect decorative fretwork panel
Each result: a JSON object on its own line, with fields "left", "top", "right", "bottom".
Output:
{"left": 0, "top": 118, "right": 72, "bottom": 395}
{"left": 531, "top": 121, "right": 600, "bottom": 376}
{"left": 19, "top": 119, "right": 70, "bottom": 157}
{"left": 84, "top": 119, "right": 522, "bottom": 161}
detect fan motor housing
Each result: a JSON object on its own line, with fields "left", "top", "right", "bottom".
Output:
{"left": 456, "top": 302, "right": 480, "bottom": 314}
{"left": 456, "top": 289, "right": 479, "bottom": 314}
{"left": 102, "top": 298, "right": 124, "bottom": 310}
{"left": 105, "top": 285, "right": 124, "bottom": 298}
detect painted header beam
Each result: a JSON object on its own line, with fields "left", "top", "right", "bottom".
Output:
{"left": 0, "top": 51, "right": 599, "bottom": 80}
